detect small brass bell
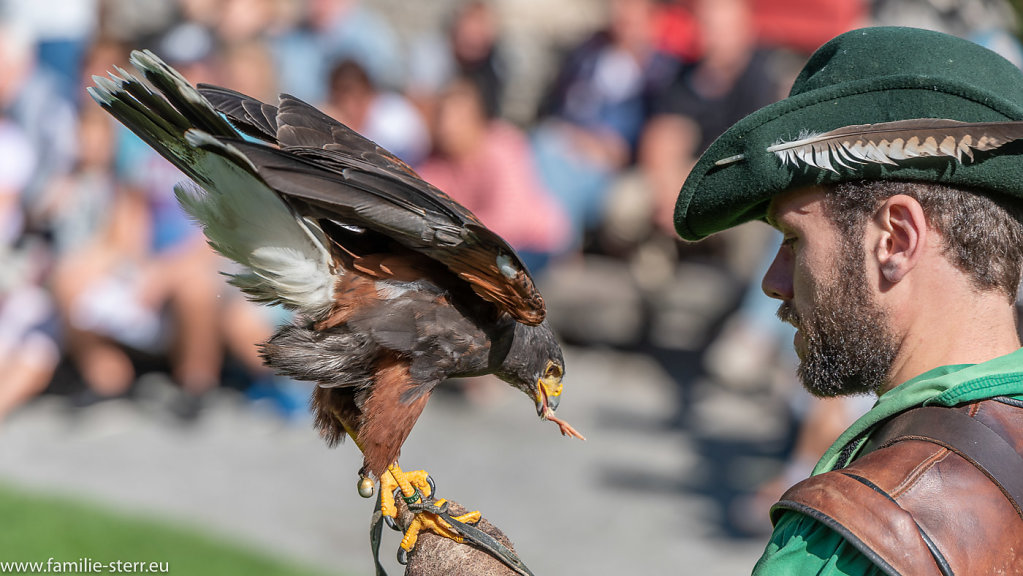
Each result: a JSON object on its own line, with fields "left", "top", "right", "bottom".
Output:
{"left": 358, "top": 475, "right": 375, "bottom": 498}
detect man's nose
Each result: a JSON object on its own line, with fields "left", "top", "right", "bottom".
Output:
{"left": 761, "top": 247, "right": 794, "bottom": 301}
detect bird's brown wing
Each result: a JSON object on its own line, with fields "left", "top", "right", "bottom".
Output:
{"left": 197, "top": 85, "right": 545, "bottom": 325}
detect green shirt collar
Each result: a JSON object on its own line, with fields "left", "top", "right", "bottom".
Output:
{"left": 813, "top": 347, "right": 1023, "bottom": 474}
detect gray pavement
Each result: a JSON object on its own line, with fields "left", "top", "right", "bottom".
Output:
{"left": 0, "top": 343, "right": 788, "bottom": 576}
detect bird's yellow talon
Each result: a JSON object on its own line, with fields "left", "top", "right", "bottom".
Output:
{"left": 379, "top": 465, "right": 481, "bottom": 556}
{"left": 452, "top": 509, "right": 482, "bottom": 525}
{"left": 399, "top": 500, "right": 467, "bottom": 551}
{"left": 403, "top": 470, "right": 434, "bottom": 499}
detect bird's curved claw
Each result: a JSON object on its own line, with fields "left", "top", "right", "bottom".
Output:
{"left": 384, "top": 513, "right": 400, "bottom": 532}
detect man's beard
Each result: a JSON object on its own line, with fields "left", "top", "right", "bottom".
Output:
{"left": 777, "top": 240, "right": 899, "bottom": 397}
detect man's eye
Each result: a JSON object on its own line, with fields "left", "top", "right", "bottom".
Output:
{"left": 781, "top": 235, "right": 798, "bottom": 248}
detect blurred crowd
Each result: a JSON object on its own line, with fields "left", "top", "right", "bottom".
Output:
{"left": 0, "top": 0, "right": 1020, "bottom": 456}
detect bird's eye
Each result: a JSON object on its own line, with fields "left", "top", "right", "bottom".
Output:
{"left": 544, "top": 361, "right": 563, "bottom": 380}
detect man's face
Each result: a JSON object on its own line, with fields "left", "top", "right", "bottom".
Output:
{"left": 762, "top": 188, "right": 898, "bottom": 397}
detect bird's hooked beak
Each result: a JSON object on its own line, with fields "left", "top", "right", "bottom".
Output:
{"left": 531, "top": 360, "right": 584, "bottom": 440}
{"left": 535, "top": 374, "right": 563, "bottom": 419}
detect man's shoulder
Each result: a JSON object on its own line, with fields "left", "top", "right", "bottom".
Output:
{"left": 772, "top": 399, "right": 1023, "bottom": 575}
{"left": 770, "top": 466, "right": 945, "bottom": 576}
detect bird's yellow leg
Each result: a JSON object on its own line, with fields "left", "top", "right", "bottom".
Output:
{"left": 379, "top": 464, "right": 433, "bottom": 517}
{"left": 380, "top": 463, "right": 482, "bottom": 553}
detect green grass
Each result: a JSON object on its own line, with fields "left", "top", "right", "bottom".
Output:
{"left": 0, "top": 482, "right": 338, "bottom": 576}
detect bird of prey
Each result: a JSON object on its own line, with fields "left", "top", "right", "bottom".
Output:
{"left": 89, "top": 50, "right": 583, "bottom": 556}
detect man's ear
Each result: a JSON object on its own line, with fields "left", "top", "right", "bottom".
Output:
{"left": 872, "top": 194, "right": 927, "bottom": 284}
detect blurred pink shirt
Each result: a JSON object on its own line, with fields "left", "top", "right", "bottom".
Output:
{"left": 416, "top": 121, "right": 570, "bottom": 253}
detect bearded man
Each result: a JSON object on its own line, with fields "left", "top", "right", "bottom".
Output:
{"left": 674, "top": 27, "right": 1023, "bottom": 574}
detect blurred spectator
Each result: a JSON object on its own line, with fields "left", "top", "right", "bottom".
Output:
{"left": 0, "top": 119, "right": 33, "bottom": 246}
{"left": 217, "top": 39, "right": 280, "bottom": 104}
{"left": 48, "top": 108, "right": 148, "bottom": 403}
{"left": 216, "top": 0, "right": 278, "bottom": 44}
{"left": 46, "top": 37, "right": 131, "bottom": 255}
{"left": 651, "top": 0, "right": 777, "bottom": 157}
{"left": 115, "top": 50, "right": 224, "bottom": 416}
{"left": 752, "top": 0, "right": 867, "bottom": 54}
{"left": 151, "top": 14, "right": 218, "bottom": 83}
{"left": 0, "top": 23, "right": 77, "bottom": 214}
{"left": 532, "top": 0, "right": 677, "bottom": 245}
{"left": 176, "top": 0, "right": 223, "bottom": 29}
{"left": 592, "top": 0, "right": 780, "bottom": 276}
{"left": 272, "top": 0, "right": 404, "bottom": 103}
{"left": 49, "top": 45, "right": 225, "bottom": 417}
{"left": 870, "top": 0, "right": 1013, "bottom": 38}
{"left": 322, "top": 58, "right": 430, "bottom": 165}
{"left": 416, "top": 75, "right": 570, "bottom": 274}
{"left": 870, "top": 0, "right": 1023, "bottom": 70}
{"left": 651, "top": 0, "right": 701, "bottom": 63}
{"left": 584, "top": 0, "right": 778, "bottom": 277}
{"left": 2, "top": 0, "right": 97, "bottom": 101}
{"left": 65, "top": 35, "right": 298, "bottom": 419}
{"left": 95, "top": 0, "right": 178, "bottom": 46}
{"left": 0, "top": 105, "right": 58, "bottom": 421}
{"left": 407, "top": 0, "right": 509, "bottom": 121}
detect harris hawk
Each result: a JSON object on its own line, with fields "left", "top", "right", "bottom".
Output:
{"left": 89, "top": 51, "right": 583, "bottom": 559}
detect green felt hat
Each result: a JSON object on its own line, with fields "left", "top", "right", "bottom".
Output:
{"left": 674, "top": 26, "right": 1023, "bottom": 241}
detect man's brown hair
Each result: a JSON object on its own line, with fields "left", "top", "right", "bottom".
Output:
{"left": 823, "top": 180, "right": 1023, "bottom": 302}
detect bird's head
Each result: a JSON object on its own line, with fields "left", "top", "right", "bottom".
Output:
{"left": 495, "top": 319, "right": 565, "bottom": 419}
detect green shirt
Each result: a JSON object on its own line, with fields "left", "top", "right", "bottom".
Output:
{"left": 752, "top": 347, "right": 1023, "bottom": 576}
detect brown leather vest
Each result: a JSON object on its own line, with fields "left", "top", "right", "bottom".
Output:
{"left": 772, "top": 398, "right": 1023, "bottom": 576}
